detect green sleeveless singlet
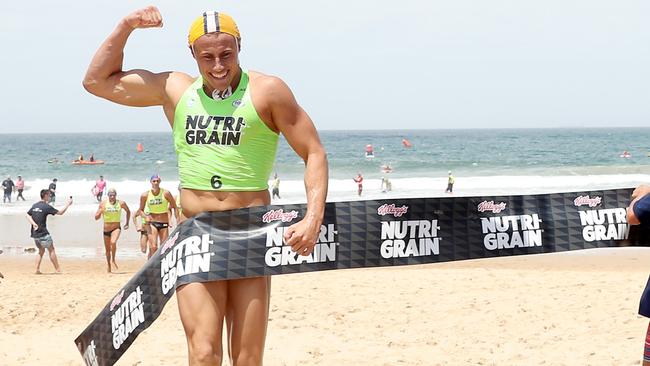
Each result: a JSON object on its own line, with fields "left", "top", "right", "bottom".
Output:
{"left": 173, "top": 71, "right": 279, "bottom": 191}
{"left": 146, "top": 189, "right": 169, "bottom": 214}
{"left": 103, "top": 200, "right": 121, "bottom": 223}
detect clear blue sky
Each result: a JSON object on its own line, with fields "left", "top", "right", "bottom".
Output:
{"left": 1, "top": 0, "right": 649, "bottom": 133}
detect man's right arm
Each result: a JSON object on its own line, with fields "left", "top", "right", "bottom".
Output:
{"left": 82, "top": 6, "right": 170, "bottom": 107}
{"left": 55, "top": 198, "right": 73, "bottom": 216}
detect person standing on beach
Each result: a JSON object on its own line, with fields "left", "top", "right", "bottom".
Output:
{"left": 15, "top": 175, "right": 25, "bottom": 201}
{"left": 626, "top": 184, "right": 650, "bottom": 365}
{"left": 353, "top": 173, "right": 363, "bottom": 196}
{"left": 271, "top": 173, "right": 281, "bottom": 199}
{"left": 93, "top": 175, "right": 107, "bottom": 202}
{"left": 94, "top": 188, "right": 130, "bottom": 273}
{"left": 83, "top": 7, "right": 328, "bottom": 364}
{"left": 445, "top": 171, "right": 455, "bottom": 193}
{"left": 2, "top": 176, "right": 14, "bottom": 203}
{"left": 48, "top": 178, "right": 57, "bottom": 203}
{"left": 136, "top": 175, "right": 177, "bottom": 259}
{"left": 26, "top": 190, "right": 72, "bottom": 274}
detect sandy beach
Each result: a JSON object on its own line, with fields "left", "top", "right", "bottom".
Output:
{"left": 0, "top": 248, "right": 649, "bottom": 366}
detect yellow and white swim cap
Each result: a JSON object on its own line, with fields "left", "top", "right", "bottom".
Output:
{"left": 188, "top": 11, "right": 241, "bottom": 47}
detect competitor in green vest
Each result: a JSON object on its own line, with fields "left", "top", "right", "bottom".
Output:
{"left": 137, "top": 174, "right": 178, "bottom": 259}
{"left": 84, "top": 7, "right": 328, "bottom": 365}
{"left": 132, "top": 206, "right": 151, "bottom": 255}
{"left": 94, "top": 188, "right": 130, "bottom": 273}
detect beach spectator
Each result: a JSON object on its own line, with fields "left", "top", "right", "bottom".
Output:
{"left": 48, "top": 178, "right": 57, "bottom": 203}
{"left": 381, "top": 176, "right": 392, "bottom": 193}
{"left": 445, "top": 171, "right": 455, "bottom": 193}
{"left": 626, "top": 184, "right": 650, "bottom": 365}
{"left": 93, "top": 175, "right": 107, "bottom": 202}
{"left": 15, "top": 175, "right": 25, "bottom": 201}
{"left": 353, "top": 173, "right": 364, "bottom": 196}
{"left": 272, "top": 173, "right": 281, "bottom": 199}
{"left": 26, "top": 190, "right": 72, "bottom": 274}
{"left": 2, "top": 175, "right": 14, "bottom": 203}
{"left": 94, "top": 188, "right": 130, "bottom": 273}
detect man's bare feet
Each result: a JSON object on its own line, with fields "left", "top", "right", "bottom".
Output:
{"left": 112, "top": 261, "right": 119, "bottom": 270}
{"left": 35, "top": 270, "right": 42, "bottom": 275}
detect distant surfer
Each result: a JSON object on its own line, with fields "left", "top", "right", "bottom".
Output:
{"left": 94, "top": 188, "right": 130, "bottom": 273}
{"left": 365, "top": 144, "right": 374, "bottom": 158}
{"left": 136, "top": 175, "right": 177, "bottom": 259}
{"left": 353, "top": 173, "right": 364, "bottom": 196}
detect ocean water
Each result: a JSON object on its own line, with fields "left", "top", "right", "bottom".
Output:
{"left": 0, "top": 128, "right": 649, "bottom": 256}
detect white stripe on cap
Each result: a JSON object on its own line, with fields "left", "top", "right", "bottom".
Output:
{"left": 204, "top": 11, "right": 218, "bottom": 33}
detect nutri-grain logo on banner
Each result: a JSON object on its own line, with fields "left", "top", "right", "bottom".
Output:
{"left": 480, "top": 213, "right": 543, "bottom": 250}
{"left": 380, "top": 219, "right": 441, "bottom": 259}
{"left": 579, "top": 207, "right": 629, "bottom": 242}
{"left": 265, "top": 224, "right": 338, "bottom": 267}
{"left": 111, "top": 286, "right": 145, "bottom": 350}
{"left": 160, "top": 234, "right": 213, "bottom": 294}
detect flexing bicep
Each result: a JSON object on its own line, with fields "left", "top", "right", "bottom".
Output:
{"left": 88, "top": 69, "right": 171, "bottom": 107}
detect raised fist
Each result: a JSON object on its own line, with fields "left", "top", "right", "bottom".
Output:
{"left": 124, "top": 6, "right": 163, "bottom": 29}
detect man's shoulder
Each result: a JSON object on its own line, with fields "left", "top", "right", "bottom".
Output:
{"left": 167, "top": 72, "right": 197, "bottom": 92}
{"left": 248, "top": 70, "right": 288, "bottom": 92}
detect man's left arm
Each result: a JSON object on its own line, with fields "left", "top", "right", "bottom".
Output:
{"left": 164, "top": 191, "right": 179, "bottom": 225}
{"left": 266, "top": 77, "right": 329, "bottom": 256}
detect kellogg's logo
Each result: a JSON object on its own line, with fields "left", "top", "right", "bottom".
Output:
{"left": 377, "top": 204, "right": 409, "bottom": 217}
{"left": 574, "top": 195, "right": 602, "bottom": 208}
{"left": 160, "top": 232, "right": 180, "bottom": 255}
{"left": 478, "top": 201, "right": 507, "bottom": 213}
{"left": 110, "top": 290, "right": 125, "bottom": 311}
{"left": 262, "top": 209, "right": 299, "bottom": 223}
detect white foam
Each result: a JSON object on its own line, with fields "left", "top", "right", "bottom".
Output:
{"left": 1, "top": 174, "right": 647, "bottom": 215}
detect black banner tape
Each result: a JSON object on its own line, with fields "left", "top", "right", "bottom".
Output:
{"left": 75, "top": 188, "right": 650, "bottom": 365}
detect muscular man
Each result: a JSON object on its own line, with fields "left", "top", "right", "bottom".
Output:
{"left": 137, "top": 175, "right": 177, "bottom": 259}
{"left": 627, "top": 185, "right": 650, "bottom": 365}
{"left": 84, "top": 7, "right": 328, "bottom": 365}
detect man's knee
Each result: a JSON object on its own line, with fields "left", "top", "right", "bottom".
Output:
{"left": 232, "top": 350, "right": 263, "bottom": 366}
{"left": 189, "top": 340, "right": 222, "bottom": 365}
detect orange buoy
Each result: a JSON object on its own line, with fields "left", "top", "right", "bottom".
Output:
{"left": 402, "top": 139, "right": 412, "bottom": 148}
{"left": 137, "top": 143, "right": 143, "bottom": 152}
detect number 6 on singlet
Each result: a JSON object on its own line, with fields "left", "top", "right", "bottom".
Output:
{"left": 211, "top": 175, "right": 222, "bottom": 189}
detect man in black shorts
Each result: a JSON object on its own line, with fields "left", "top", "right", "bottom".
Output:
{"left": 26, "top": 189, "right": 72, "bottom": 274}
{"left": 626, "top": 184, "right": 650, "bottom": 365}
